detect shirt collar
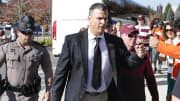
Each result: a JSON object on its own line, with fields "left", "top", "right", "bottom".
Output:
{"left": 88, "top": 29, "right": 105, "bottom": 41}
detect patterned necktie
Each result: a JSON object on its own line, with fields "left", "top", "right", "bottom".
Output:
{"left": 92, "top": 37, "right": 101, "bottom": 90}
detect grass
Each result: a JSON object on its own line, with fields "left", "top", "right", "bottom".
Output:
{"left": 35, "top": 38, "right": 52, "bottom": 46}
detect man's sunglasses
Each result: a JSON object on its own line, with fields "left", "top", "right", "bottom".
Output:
{"left": 128, "top": 34, "right": 137, "bottom": 38}
{"left": 166, "top": 29, "right": 173, "bottom": 32}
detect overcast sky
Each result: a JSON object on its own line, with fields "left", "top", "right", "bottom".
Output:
{"left": 2, "top": 0, "right": 7, "bottom": 3}
{"left": 132, "top": 0, "right": 180, "bottom": 12}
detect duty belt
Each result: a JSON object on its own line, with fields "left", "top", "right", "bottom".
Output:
{"left": 7, "top": 84, "right": 40, "bottom": 96}
{"left": 7, "top": 86, "right": 24, "bottom": 92}
{"left": 86, "top": 90, "right": 107, "bottom": 96}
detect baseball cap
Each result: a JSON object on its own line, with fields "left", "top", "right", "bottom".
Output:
{"left": 120, "top": 24, "right": 138, "bottom": 34}
{"left": 17, "top": 15, "right": 35, "bottom": 35}
{"left": 137, "top": 14, "right": 145, "bottom": 20}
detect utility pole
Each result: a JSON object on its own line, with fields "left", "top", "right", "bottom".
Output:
{"left": 17, "top": 0, "right": 30, "bottom": 19}
{"left": 17, "top": 0, "right": 22, "bottom": 19}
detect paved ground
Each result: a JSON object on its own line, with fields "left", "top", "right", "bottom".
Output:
{"left": 145, "top": 67, "right": 168, "bottom": 101}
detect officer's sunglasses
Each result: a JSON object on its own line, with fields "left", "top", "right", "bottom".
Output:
{"left": 21, "top": 31, "right": 33, "bottom": 35}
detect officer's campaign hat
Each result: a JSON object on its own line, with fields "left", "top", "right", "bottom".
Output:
{"left": 17, "top": 15, "right": 35, "bottom": 35}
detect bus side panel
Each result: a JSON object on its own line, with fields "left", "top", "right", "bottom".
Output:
{"left": 53, "top": 20, "right": 88, "bottom": 55}
{"left": 52, "top": 0, "right": 103, "bottom": 55}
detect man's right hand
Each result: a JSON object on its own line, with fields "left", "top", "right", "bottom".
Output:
{"left": 42, "top": 91, "right": 50, "bottom": 101}
{"left": 149, "top": 36, "right": 159, "bottom": 48}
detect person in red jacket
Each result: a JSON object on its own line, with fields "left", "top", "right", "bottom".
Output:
{"left": 119, "top": 24, "right": 159, "bottom": 101}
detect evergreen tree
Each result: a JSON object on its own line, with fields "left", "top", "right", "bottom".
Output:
{"left": 149, "top": 6, "right": 156, "bottom": 18}
{"left": 175, "top": 4, "right": 180, "bottom": 20}
{"left": 163, "top": 3, "right": 171, "bottom": 21}
{"left": 166, "top": 7, "right": 174, "bottom": 21}
{"left": 156, "top": 5, "right": 163, "bottom": 19}
{"left": 149, "top": 6, "right": 155, "bottom": 16}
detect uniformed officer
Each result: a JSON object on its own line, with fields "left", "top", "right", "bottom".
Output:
{"left": 0, "top": 15, "right": 53, "bottom": 101}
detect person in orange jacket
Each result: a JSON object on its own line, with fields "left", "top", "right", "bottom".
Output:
{"left": 151, "top": 21, "right": 164, "bottom": 74}
{"left": 161, "top": 22, "right": 176, "bottom": 101}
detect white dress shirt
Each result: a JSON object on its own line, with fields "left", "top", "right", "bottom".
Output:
{"left": 86, "top": 29, "right": 113, "bottom": 92}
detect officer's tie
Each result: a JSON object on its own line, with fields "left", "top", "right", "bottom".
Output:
{"left": 92, "top": 37, "right": 101, "bottom": 90}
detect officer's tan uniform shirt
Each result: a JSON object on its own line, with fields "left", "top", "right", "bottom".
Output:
{"left": 0, "top": 39, "right": 51, "bottom": 87}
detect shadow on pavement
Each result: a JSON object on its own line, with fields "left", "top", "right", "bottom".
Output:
{"left": 156, "top": 80, "right": 167, "bottom": 85}
{"left": 155, "top": 74, "right": 167, "bottom": 78}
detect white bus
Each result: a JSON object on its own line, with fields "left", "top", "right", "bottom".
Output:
{"left": 52, "top": 0, "right": 104, "bottom": 56}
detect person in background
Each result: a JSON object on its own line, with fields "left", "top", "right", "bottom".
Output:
{"left": 172, "top": 71, "right": 180, "bottom": 101}
{"left": 161, "top": 22, "right": 176, "bottom": 101}
{"left": 152, "top": 21, "right": 164, "bottom": 41}
{"left": 10, "top": 28, "right": 17, "bottom": 41}
{"left": 0, "top": 29, "right": 5, "bottom": 37}
{"left": 51, "top": 3, "right": 147, "bottom": 101}
{"left": 104, "top": 24, "right": 112, "bottom": 34}
{"left": 149, "top": 18, "right": 180, "bottom": 101}
{"left": 171, "top": 20, "right": 180, "bottom": 81}
{"left": 115, "top": 21, "right": 122, "bottom": 37}
{"left": 79, "top": 25, "right": 89, "bottom": 32}
{"left": 119, "top": 24, "right": 159, "bottom": 101}
{"left": 135, "top": 14, "right": 151, "bottom": 47}
{"left": 147, "top": 21, "right": 152, "bottom": 28}
{"left": 171, "top": 19, "right": 180, "bottom": 101}
{"left": 135, "top": 14, "right": 152, "bottom": 66}
{"left": 111, "top": 24, "right": 117, "bottom": 35}
{"left": 104, "top": 16, "right": 113, "bottom": 34}
{"left": 151, "top": 21, "right": 164, "bottom": 74}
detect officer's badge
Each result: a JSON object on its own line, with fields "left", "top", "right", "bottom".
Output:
{"left": 9, "top": 48, "right": 16, "bottom": 55}
{"left": 26, "top": 23, "right": 32, "bottom": 32}
{"left": 32, "top": 49, "right": 41, "bottom": 62}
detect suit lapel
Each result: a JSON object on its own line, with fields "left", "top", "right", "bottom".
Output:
{"left": 104, "top": 33, "right": 117, "bottom": 86}
{"left": 80, "top": 30, "right": 88, "bottom": 82}
{"left": 104, "top": 33, "right": 116, "bottom": 70}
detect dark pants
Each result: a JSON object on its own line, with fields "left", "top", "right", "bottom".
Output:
{"left": 151, "top": 48, "right": 162, "bottom": 71}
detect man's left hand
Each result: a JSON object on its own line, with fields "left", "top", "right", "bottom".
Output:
{"left": 42, "top": 91, "right": 50, "bottom": 101}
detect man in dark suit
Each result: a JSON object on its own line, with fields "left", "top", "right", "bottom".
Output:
{"left": 51, "top": 3, "right": 147, "bottom": 101}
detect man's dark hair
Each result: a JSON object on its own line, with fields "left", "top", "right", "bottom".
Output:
{"left": 174, "top": 18, "right": 180, "bottom": 33}
{"left": 89, "top": 3, "right": 108, "bottom": 16}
